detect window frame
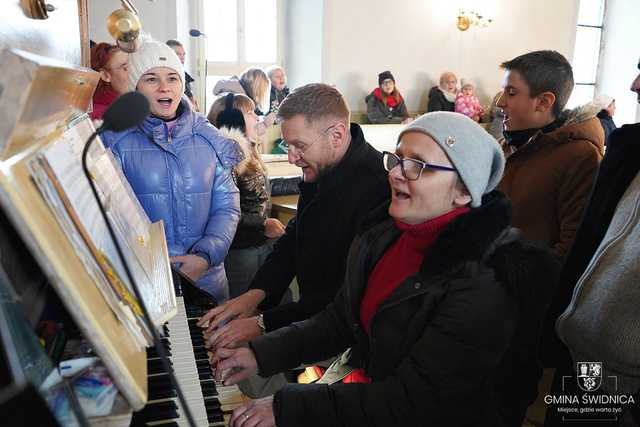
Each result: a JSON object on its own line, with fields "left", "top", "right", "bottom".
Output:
{"left": 192, "top": 0, "right": 286, "bottom": 110}
{"left": 570, "top": 0, "right": 607, "bottom": 106}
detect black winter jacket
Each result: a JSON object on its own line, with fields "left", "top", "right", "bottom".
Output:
{"left": 365, "top": 92, "right": 409, "bottom": 124}
{"left": 248, "top": 123, "right": 391, "bottom": 331}
{"left": 427, "top": 86, "right": 455, "bottom": 112}
{"left": 251, "top": 192, "right": 560, "bottom": 427}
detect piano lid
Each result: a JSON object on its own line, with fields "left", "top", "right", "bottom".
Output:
{"left": 0, "top": 48, "right": 99, "bottom": 161}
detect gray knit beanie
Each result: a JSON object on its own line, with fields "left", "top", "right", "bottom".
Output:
{"left": 127, "top": 40, "right": 185, "bottom": 91}
{"left": 397, "top": 112, "right": 505, "bottom": 207}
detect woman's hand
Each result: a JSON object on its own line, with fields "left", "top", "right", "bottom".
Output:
{"left": 229, "top": 397, "right": 276, "bottom": 427}
{"left": 211, "top": 347, "right": 259, "bottom": 386}
{"left": 264, "top": 218, "right": 285, "bottom": 238}
{"left": 170, "top": 254, "right": 209, "bottom": 282}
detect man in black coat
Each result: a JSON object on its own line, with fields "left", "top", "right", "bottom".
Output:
{"left": 199, "top": 83, "right": 390, "bottom": 346}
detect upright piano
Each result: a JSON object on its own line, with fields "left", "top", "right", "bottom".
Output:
{"left": 0, "top": 47, "right": 245, "bottom": 426}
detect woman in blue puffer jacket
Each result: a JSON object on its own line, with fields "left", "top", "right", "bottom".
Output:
{"left": 101, "top": 40, "right": 241, "bottom": 302}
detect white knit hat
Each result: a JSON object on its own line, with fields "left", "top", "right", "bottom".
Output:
{"left": 127, "top": 40, "right": 185, "bottom": 91}
{"left": 398, "top": 112, "right": 505, "bottom": 208}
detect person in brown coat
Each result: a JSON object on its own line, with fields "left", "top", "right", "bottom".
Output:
{"left": 496, "top": 50, "right": 604, "bottom": 258}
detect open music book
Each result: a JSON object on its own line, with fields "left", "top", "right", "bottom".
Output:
{"left": 27, "top": 117, "right": 176, "bottom": 349}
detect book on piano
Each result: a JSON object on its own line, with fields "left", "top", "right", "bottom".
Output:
{"left": 0, "top": 47, "right": 177, "bottom": 411}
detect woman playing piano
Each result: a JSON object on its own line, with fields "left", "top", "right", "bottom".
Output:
{"left": 212, "top": 112, "right": 560, "bottom": 427}
{"left": 101, "top": 40, "right": 242, "bottom": 303}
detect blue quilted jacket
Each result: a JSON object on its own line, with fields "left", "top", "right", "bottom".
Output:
{"left": 102, "top": 99, "right": 242, "bottom": 302}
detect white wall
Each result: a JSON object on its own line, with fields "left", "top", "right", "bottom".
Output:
{"left": 285, "top": 0, "right": 324, "bottom": 89}
{"left": 87, "top": 0, "right": 178, "bottom": 44}
{"left": 318, "top": 0, "right": 579, "bottom": 113}
{"left": 598, "top": 0, "right": 640, "bottom": 125}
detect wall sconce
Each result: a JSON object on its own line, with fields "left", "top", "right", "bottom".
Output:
{"left": 457, "top": 9, "right": 493, "bottom": 31}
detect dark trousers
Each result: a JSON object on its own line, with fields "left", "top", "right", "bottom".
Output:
{"left": 224, "top": 241, "right": 275, "bottom": 299}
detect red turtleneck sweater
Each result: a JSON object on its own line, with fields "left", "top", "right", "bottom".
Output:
{"left": 359, "top": 207, "right": 470, "bottom": 335}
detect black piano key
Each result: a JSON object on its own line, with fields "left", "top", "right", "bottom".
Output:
{"left": 148, "top": 387, "right": 177, "bottom": 400}
{"left": 147, "top": 359, "right": 172, "bottom": 375}
{"left": 137, "top": 408, "right": 180, "bottom": 423}
{"left": 198, "top": 371, "right": 213, "bottom": 381}
{"left": 207, "top": 411, "right": 224, "bottom": 423}
{"left": 195, "top": 360, "right": 209, "bottom": 368}
{"left": 135, "top": 400, "right": 178, "bottom": 418}
{"left": 200, "top": 382, "right": 217, "bottom": 394}
{"left": 147, "top": 348, "right": 172, "bottom": 359}
{"left": 205, "top": 399, "right": 221, "bottom": 409}
{"left": 194, "top": 348, "right": 208, "bottom": 358}
{"left": 148, "top": 374, "right": 173, "bottom": 389}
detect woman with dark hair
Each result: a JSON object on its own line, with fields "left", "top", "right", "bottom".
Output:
{"left": 212, "top": 112, "right": 560, "bottom": 427}
{"left": 365, "top": 71, "right": 410, "bottom": 124}
{"left": 89, "top": 42, "right": 128, "bottom": 119}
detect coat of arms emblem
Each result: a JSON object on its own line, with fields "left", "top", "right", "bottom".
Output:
{"left": 577, "top": 362, "right": 603, "bottom": 392}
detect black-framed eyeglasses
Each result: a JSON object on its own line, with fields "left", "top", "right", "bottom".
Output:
{"left": 284, "top": 124, "right": 336, "bottom": 156}
{"left": 382, "top": 151, "right": 456, "bottom": 181}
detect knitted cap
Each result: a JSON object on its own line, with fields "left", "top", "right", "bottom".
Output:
{"left": 378, "top": 70, "right": 395, "bottom": 85}
{"left": 397, "top": 112, "right": 505, "bottom": 207}
{"left": 127, "top": 40, "right": 185, "bottom": 91}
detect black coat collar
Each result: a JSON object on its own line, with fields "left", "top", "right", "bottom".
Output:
{"left": 420, "top": 191, "right": 513, "bottom": 278}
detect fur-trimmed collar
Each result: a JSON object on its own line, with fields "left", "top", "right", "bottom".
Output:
{"left": 557, "top": 102, "right": 601, "bottom": 127}
{"left": 218, "top": 126, "right": 253, "bottom": 175}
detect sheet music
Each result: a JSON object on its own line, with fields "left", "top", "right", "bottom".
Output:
{"left": 27, "top": 118, "right": 176, "bottom": 347}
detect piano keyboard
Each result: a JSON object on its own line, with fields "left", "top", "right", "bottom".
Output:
{"left": 131, "top": 295, "right": 246, "bottom": 426}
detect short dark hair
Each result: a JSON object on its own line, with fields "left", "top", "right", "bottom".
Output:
{"left": 278, "top": 83, "right": 350, "bottom": 125}
{"left": 166, "top": 39, "right": 183, "bottom": 48}
{"left": 501, "top": 50, "right": 574, "bottom": 118}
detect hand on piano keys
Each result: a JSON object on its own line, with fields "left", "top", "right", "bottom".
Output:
{"left": 211, "top": 347, "right": 259, "bottom": 386}
{"left": 229, "top": 397, "right": 276, "bottom": 427}
{"left": 204, "top": 316, "right": 262, "bottom": 350}
{"left": 197, "top": 290, "right": 266, "bottom": 333}
{"left": 133, "top": 297, "right": 249, "bottom": 426}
